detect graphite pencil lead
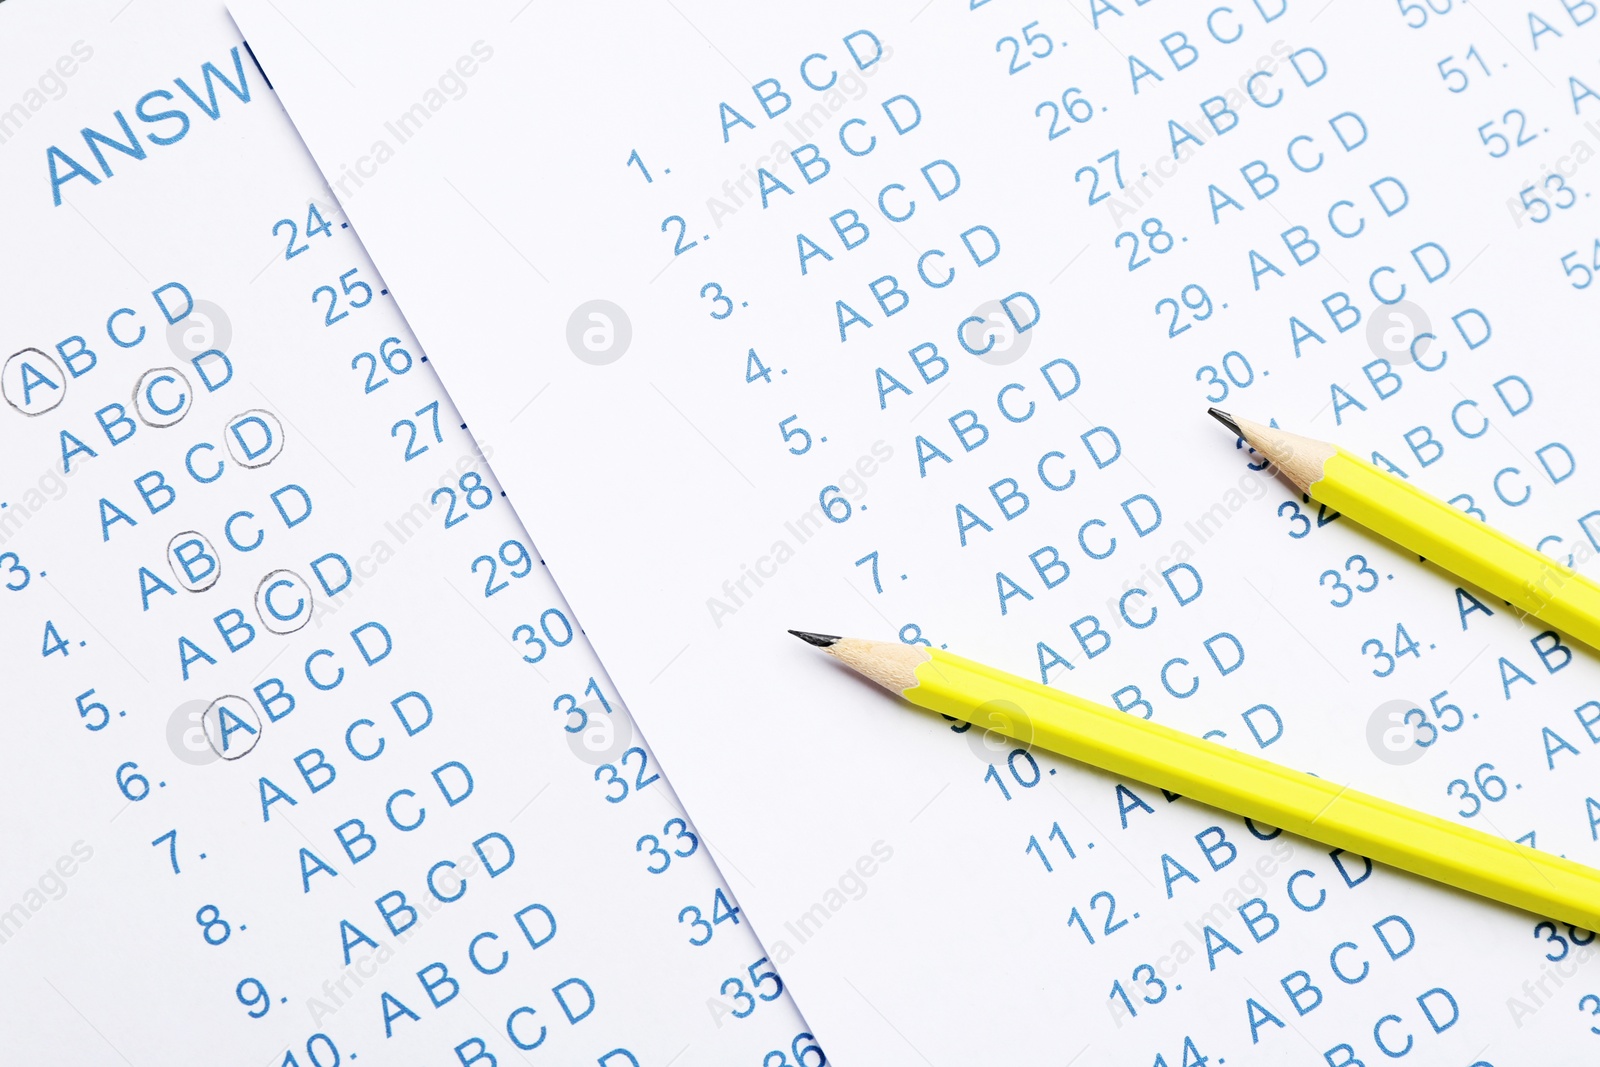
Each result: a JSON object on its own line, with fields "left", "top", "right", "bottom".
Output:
{"left": 788, "top": 629, "right": 840, "bottom": 647}
{"left": 1207, "top": 407, "right": 1241, "bottom": 437}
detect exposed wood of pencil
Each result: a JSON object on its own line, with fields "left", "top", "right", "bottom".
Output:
{"left": 822, "top": 637, "right": 928, "bottom": 692}
{"left": 1213, "top": 409, "right": 1336, "bottom": 492}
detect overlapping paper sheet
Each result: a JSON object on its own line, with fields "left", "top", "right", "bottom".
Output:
{"left": 228, "top": 0, "right": 1600, "bottom": 1060}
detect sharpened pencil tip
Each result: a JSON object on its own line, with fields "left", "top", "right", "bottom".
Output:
{"left": 788, "top": 629, "right": 840, "bottom": 648}
{"left": 1207, "top": 407, "right": 1242, "bottom": 438}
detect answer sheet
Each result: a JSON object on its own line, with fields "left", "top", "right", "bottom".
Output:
{"left": 229, "top": 0, "right": 1600, "bottom": 1061}
{"left": 1, "top": 1, "right": 817, "bottom": 1063}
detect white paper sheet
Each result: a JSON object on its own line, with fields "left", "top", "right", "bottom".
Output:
{"left": 225, "top": 0, "right": 1600, "bottom": 1060}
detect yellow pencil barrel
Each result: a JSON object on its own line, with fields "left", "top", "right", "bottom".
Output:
{"left": 909, "top": 649, "right": 1600, "bottom": 931}
{"left": 1313, "top": 450, "right": 1600, "bottom": 650}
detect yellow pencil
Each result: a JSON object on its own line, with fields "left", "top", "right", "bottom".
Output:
{"left": 1210, "top": 408, "right": 1600, "bottom": 650}
{"left": 791, "top": 631, "right": 1600, "bottom": 930}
